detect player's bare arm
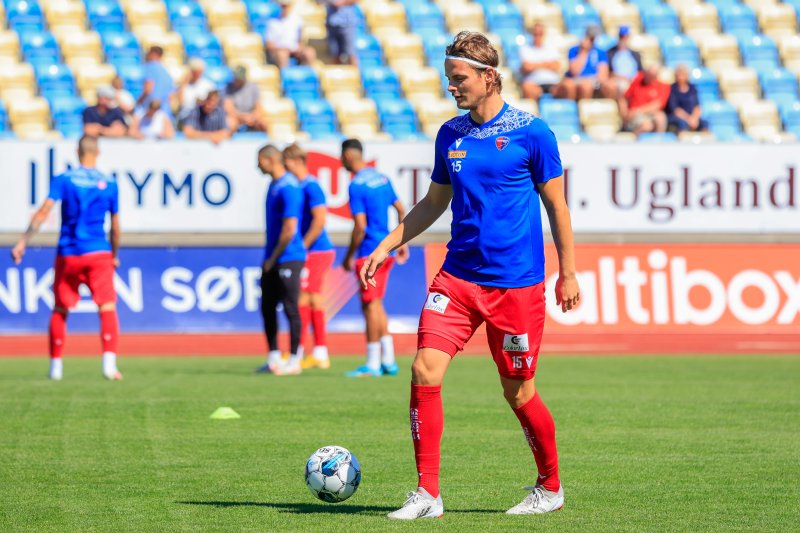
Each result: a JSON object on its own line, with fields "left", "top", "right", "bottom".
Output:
{"left": 11, "top": 199, "right": 55, "bottom": 264}
{"left": 359, "top": 182, "right": 452, "bottom": 288}
{"left": 537, "top": 176, "right": 580, "bottom": 312}
{"left": 391, "top": 200, "right": 410, "bottom": 265}
{"left": 303, "top": 205, "right": 327, "bottom": 249}
{"left": 110, "top": 214, "right": 121, "bottom": 267}
{"left": 263, "top": 216, "right": 298, "bottom": 271}
{"left": 343, "top": 213, "right": 367, "bottom": 272}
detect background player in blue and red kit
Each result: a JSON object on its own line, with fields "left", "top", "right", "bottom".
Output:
{"left": 11, "top": 136, "right": 123, "bottom": 381}
{"left": 282, "top": 143, "right": 335, "bottom": 370}
{"left": 254, "top": 144, "right": 307, "bottom": 376}
{"left": 359, "top": 32, "right": 581, "bottom": 519}
{"left": 340, "top": 138, "right": 409, "bottom": 378}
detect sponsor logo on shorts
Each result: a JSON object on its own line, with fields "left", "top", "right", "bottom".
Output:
{"left": 424, "top": 292, "right": 450, "bottom": 313}
{"left": 495, "top": 136, "right": 510, "bottom": 150}
{"left": 448, "top": 150, "right": 467, "bottom": 159}
{"left": 279, "top": 268, "right": 293, "bottom": 279}
{"left": 503, "top": 333, "right": 529, "bottom": 352}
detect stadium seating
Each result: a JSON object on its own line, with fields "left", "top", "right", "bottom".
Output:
{"left": 35, "top": 63, "right": 75, "bottom": 101}
{"left": 376, "top": 98, "right": 419, "bottom": 139}
{"left": 296, "top": 98, "right": 338, "bottom": 139}
{"left": 702, "top": 100, "right": 743, "bottom": 140}
{"left": 87, "top": 0, "right": 126, "bottom": 34}
{"left": 281, "top": 65, "right": 321, "bottom": 102}
{"left": 539, "top": 99, "right": 582, "bottom": 140}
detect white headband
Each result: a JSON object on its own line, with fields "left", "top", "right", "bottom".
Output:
{"left": 445, "top": 55, "right": 496, "bottom": 70}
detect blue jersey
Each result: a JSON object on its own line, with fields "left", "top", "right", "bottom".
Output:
{"left": 47, "top": 166, "right": 119, "bottom": 257}
{"left": 265, "top": 173, "right": 306, "bottom": 264}
{"left": 430, "top": 103, "right": 563, "bottom": 288}
{"left": 300, "top": 176, "right": 333, "bottom": 253}
{"left": 348, "top": 167, "right": 398, "bottom": 259}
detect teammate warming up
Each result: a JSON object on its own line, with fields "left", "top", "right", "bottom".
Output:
{"left": 255, "top": 145, "right": 307, "bottom": 376}
{"left": 359, "top": 32, "right": 581, "bottom": 519}
{"left": 11, "top": 136, "right": 123, "bottom": 381}
{"left": 341, "top": 139, "right": 409, "bottom": 378}
{"left": 282, "top": 143, "right": 335, "bottom": 370}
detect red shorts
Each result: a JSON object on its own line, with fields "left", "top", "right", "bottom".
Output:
{"left": 301, "top": 250, "right": 335, "bottom": 293}
{"left": 53, "top": 252, "right": 117, "bottom": 309}
{"left": 417, "top": 270, "right": 545, "bottom": 380}
{"left": 355, "top": 256, "right": 394, "bottom": 303}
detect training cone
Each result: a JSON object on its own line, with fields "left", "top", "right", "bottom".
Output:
{"left": 209, "top": 407, "right": 241, "bottom": 420}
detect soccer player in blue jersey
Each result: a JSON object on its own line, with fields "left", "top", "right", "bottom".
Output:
{"left": 340, "top": 139, "right": 409, "bottom": 377}
{"left": 359, "top": 32, "right": 581, "bottom": 519}
{"left": 254, "top": 145, "right": 307, "bottom": 376}
{"left": 11, "top": 136, "right": 122, "bottom": 381}
{"left": 282, "top": 143, "right": 335, "bottom": 370}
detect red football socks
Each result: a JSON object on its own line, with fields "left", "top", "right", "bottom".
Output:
{"left": 99, "top": 309, "right": 119, "bottom": 354}
{"left": 311, "top": 308, "right": 327, "bottom": 346}
{"left": 410, "top": 383, "right": 443, "bottom": 498}
{"left": 49, "top": 310, "right": 67, "bottom": 359}
{"left": 512, "top": 392, "right": 561, "bottom": 492}
{"left": 299, "top": 305, "right": 312, "bottom": 348}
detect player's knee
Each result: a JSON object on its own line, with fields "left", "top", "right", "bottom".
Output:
{"left": 501, "top": 379, "right": 536, "bottom": 408}
{"left": 99, "top": 302, "right": 116, "bottom": 312}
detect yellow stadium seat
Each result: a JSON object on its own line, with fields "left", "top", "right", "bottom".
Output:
{"left": 139, "top": 31, "right": 185, "bottom": 64}
{"left": 294, "top": 1, "right": 326, "bottom": 41}
{"left": 506, "top": 98, "right": 539, "bottom": 118}
{"left": 757, "top": 4, "right": 797, "bottom": 39}
{"left": 59, "top": 30, "right": 102, "bottom": 65}
{"left": 245, "top": 64, "right": 281, "bottom": 98}
{"left": 76, "top": 63, "right": 116, "bottom": 94}
{"left": 8, "top": 97, "right": 51, "bottom": 136}
{"left": 778, "top": 34, "right": 800, "bottom": 74}
{"left": 43, "top": 0, "right": 86, "bottom": 30}
{"left": 207, "top": 0, "right": 248, "bottom": 34}
{"left": 578, "top": 99, "right": 621, "bottom": 141}
{"left": 719, "top": 66, "right": 759, "bottom": 108}
{"left": 415, "top": 97, "right": 457, "bottom": 126}
{"left": 523, "top": 4, "right": 564, "bottom": 32}
{"left": 263, "top": 97, "right": 296, "bottom": 124}
{"left": 400, "top": 66, "right": 442, "bottom": 101}
{"left": 382, "top": 32, "right": 424, "bottom": 67}
{"left": 679, "top": 4, "right": 719, "bottom": 40}
{"left": 601, "top": 3, "right": 642, "bottom": 35}
{"left": 320, "top": 65, "right": 362, "bottom": 101}
{"left": 497, "top": 67, "right": 520, "bottom": 99}
{"left": 0, "top": 31, "right": 20, "bottom": 65}
{"left": 665, "top": 0, "right": 701, "bottom": 10}
{"left": 364, "top": 1, "right": 407, "bottom": 34}
{"left": 126, "top": 0, "right": 168, "bottom": 32}
{"left": 742, "top": 0, "right": 777, "bottom": 9}
{"left": 444, "top": 2, "right": 485, "bottom": 33}
{"left": 0, "top": 62, "right": 35, "bottom": 96}
{"left": 699, "top": 34, "right": 740, "bottom": 73}
{"left": 221, "top": 32, "right": 264, "bottom": 65}
{"left": 740, "top": 100, "right": 781, "bottom": 141}
{"left": 629, "top": 34, "right": 662, "bottom": 66}
{"left": 335, "top": 98, "right": 387, "bottom": 140}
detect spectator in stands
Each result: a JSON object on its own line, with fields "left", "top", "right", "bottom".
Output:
{"left": 555, "top": 25, "right": 609, "bottom": 101}
{"left": 183, "top": 90, "right": 232, "bottom": 144}
{"left": 605, "top": 26, "right": 642, "bottom": 115}
{"left": 177, "top": 58, "right": 215, "bottom": 125}
{"left": 319, "top": 0, "right": 358, "bottom": 65}
{"left": 137, "top": 46, "right": 175, "bottom": 119}
{"left": 666, "top": 64, "right": 708, "bottom": 133}
{"left": 110, "top": 75, "right": 135, "bottom": 119}
{"left": 519, "top": 22, "right": 561, "bottom": 101}
{"left": 224, "top": 66, "right": 267, "bottom": 132}
{"left": 266, "top": 0, "right": 317, "bottom": 69}
{"left": 83, "top": 86, "right": 128, "bottom": 137}
{"left": 623, "top": 64, "right": 670, "bottom": 135}
{"left": 130, "top": 99, "right": 175, "bottom": 140}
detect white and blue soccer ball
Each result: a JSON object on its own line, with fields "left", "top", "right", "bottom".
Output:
{"left": 305, "top": 445, "right": 361, "bottom": 503}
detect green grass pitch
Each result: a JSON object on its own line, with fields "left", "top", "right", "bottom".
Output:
{"left": 1, "top": 355, "right": 798, "bottom": 532}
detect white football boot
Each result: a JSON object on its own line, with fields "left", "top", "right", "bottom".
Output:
{"left": 387, "top": 488, "right": 444, "bottom": 520}
{"left": 506, "top": 484, "right": 564, "bottom": 515}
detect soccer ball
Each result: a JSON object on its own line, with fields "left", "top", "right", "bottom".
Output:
{"left": 305, "top": 445, "right": 361, "bottom": 503}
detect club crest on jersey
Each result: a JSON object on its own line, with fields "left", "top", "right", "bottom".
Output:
{"left": 424, "top": 292, "right": 450, "bottom": 313}
{"left": 495, "top": 136, "right": 510, "bottom": 150}
{"left": 503, "top": 333, "right": 529, "bottom": 352}
{"left": 97, "top": 180, "right": 107, "bottom": 190}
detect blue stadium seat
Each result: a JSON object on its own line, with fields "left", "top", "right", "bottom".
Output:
{"left": 296, "top": 98, "right": 338, "bottom": 139}
{"left": 705, "top": 0, "right": 740, "bottom": 10}
{"left": 35, "top": 63, "right": 75, "bottom": 100}
{"left": 720, "top": 5, "right": 757, "bottom": 41}
{"left": 783, "top": 0, "right": 800, "bottom": 17}
{"left": 760, "top": 68, "right": 799, "bottom": 109}
{"left": 690, "top": 67, "right": 720, "bottom": 102}
{"left": 361, "top": 66, "right": 402, "bottom": 100}
{"left": 539, "top": 99, "right": 581, "bottom": 140}
{"left": 627, "top": 0, "right": 662, "bottom": 11}
{"left": 549, "top": 0, "right": 584, "bottom": 12}
{"left": 702, "top": 100, "right": 743, "bottom": 140}
{"left": 780, "top": 102, "right": 800, "bottom": 137}
{"left": 740, "top": 35, "right": 780, "bottom": 75}
{"left": 406, "top": 1, "right": 445, "bottom": 33}
{"left": 103, "top": 32, "right": 142, "bottom": 66}
{"left": 87, "top": 0, "right": 126, "bottom": 34}
{"left": 638, "top": 132, "right": 678, "bottom": 142}
{"left": 420, "top": 29, "right": 450, "bottom": 65}
{"left": 20, "top": 31, "right": 59, "bottom": 68}
{"left": 205, "top": 65, "right": 233, "bottom": 88}
{"left": 662, "top": 34, "right": 701, "bottom": 69}
{"left": 7, "top": 0, "right": 45, "bottom": 35}
{"left": 497, "top": 30, "right": 529, "bottom": 74}
{"left": 183, "top": 32, "right": 223, "bottom": 67}
{"left": 168, "top": 1, "right": 208, "bottom": 36}
{"left": 564, "top": 4, "right": 602, "bottom": 37}
{"left": 354, "top": 34, "right": 384, "bottom": 68}
{"left": 246, "top": 0, "right": 280, "bottom": 35}
{"left": 376, "top": 98, "right": 419, "bottom": 139}
{"left": 281, "top": 66, "right": 321, "bottom": 101}
{"left": 0, "top": 101, "right": 6, "bottom": 132}
{"left": 642, "top": 5, "right": 680, "bottom": 41}
{"left": 116, "top": 63, "right": 145, "bottom": 98}
{"left": 594, "top": 34, "right": 617, "bottom": 52}
{"left": 49, "top": 96, "right": 86, "bottom": 138}
{"left": 484, "top": 3, "right": 523, "bottom": 35}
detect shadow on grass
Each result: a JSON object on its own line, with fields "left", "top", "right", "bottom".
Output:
{"left": 176, "top": 501, "right": 499, "bottom": 514}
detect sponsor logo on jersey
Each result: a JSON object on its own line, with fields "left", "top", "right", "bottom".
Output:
{"left": 503, "top": 333, "right": 529, "bottom": 352}
{"left": 448, "top": 150, "right": 467, "bottom": 159}
{"left": 495, "top": 136, "right": 510, "bottom": 150}
{"left": 424, "top": 292, "right": 450, "bottom": 313}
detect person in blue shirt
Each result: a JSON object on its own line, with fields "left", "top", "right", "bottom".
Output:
{"left": 82, "top": 86, "right": 128, "bottom": 138}
{"left": 341, "top": 138, "right": 409, "bottom": 378}
{"left": 11, "top": 136, "right": 123, "bottom": 382}
{"left": 254, "top": 145, "right": 307, "bottom": 376}
{"left": 137, "top": 46, "right": 176, "bottom": 119}
{"left": 666, "top": 64, "right": 708, "bottom": 132}
{"left": 283, "top": 143, "right": 335, "bottom": 370}
{"left": 554, "top": 25, "right": 609, "bottom": 101}
{"left": 359, "top": 32, "right": 580, "bottom": 520}
{"left": 320, "top": 0, "right": 359, "bottom": 65}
